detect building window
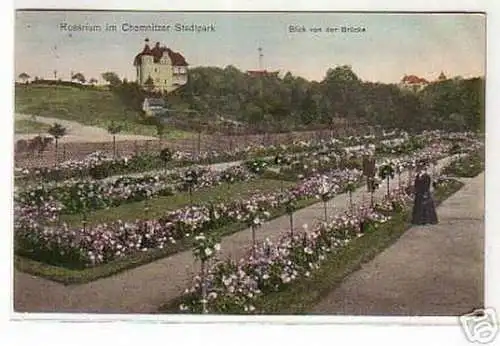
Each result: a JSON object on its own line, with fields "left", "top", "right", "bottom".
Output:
{"left": 154, "top": 68, "right": 158, "bottom": 73}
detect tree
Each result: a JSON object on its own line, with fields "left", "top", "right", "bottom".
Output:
{"left": 101, "top": 72, "right": 122, "bottom": 86}
{"left": 159, "top": 147, "right": 173, "bottom": 173}
{"left": 163, "top": 65, "right": 483, "bottom": 134}
{"left": 107, "top": 121, "right": 123, "bottom": 158}
{"left": 324, "top": 65, "right": 360, "bottom": 83}
{"left": 18, "top": 72, "right": 30, "bottom": 84}
{"left": 155, "top": 121, "right": 165, "bottom": 148}
{"left": 47, "top": 123, "right": 67, "bottom": 165}
{"left": 144, "top": 76, "right": 155, "bottom": 92}
{"left": 26, "top": 136, "right": 53, "bottom": 158}
{"left": 112, "top": 80, "right": 145, "bottom": 111}
{"left": 71, "top": 72, "right": 86, "bottom": 84}
{"left": 88, "top": 77, "right": 98, "bottom": 85}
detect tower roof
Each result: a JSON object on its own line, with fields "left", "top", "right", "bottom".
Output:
{"left": 133, "top": 40, "right": 188, "bottom": 66}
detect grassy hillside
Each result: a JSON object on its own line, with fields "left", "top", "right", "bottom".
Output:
{"left": 14, "top": 84, "right": 193, "bottom": 139}
{"left": 15, "top": 118, "right": 51, "bottom": 134}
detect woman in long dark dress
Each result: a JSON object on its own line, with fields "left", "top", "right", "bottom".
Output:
{"left": 411, "top": 165, "right": 438, "bottom": 225}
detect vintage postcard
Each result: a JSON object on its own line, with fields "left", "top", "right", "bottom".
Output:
{"left": 12, "top": 8, "right": 489, "bottom": 336}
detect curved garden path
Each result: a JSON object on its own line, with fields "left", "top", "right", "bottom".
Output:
{"left": 14, "top": 155, "right": 459, "bottom": 314}
{"left": 15, "top": 113, "right": 157, "bottom": 143}
{"left": 312, "top": 172, "right": 484, "bottom": 316}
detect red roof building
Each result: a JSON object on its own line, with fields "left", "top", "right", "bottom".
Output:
{"left": 399, "top": 74, "right": 429, "bottom": 92}
{"left": 401, "top": 74, "right": 429, "bottom": 85}
{"left": 134, "top": 39, "right": 188, "bottom": 93}
{"left": 399, "top": 72, "right": 449, "bottom": 92}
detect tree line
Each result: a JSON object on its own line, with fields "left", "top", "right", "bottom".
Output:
{"left": 19, "top": 65, "right": 485, "bottom": 134}
{"left": 173, "top": 65, "right": 484, "bottom": 133}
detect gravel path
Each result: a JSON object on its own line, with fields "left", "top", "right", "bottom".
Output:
{"left": 13, "top": 155, "right": 458, "bottom": 314}
{"left": 312, "top": 172, "right": 484, "bottom": 316}
{"left": 15, "top": 113, "right": 157, "bottom": 143}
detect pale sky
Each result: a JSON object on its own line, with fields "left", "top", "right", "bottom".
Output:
{"left": 14, "top": 11, "right": 486, "bottom": 83}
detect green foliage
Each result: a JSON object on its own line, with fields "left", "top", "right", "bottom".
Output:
{"left": 419, "top": 78, "right": 485, "bottom": 132}
{"left": 159, "top": 148, "right": 173, "bottom": 163}
{"left": 378, "top": 164, "right": 395, "bottom": 180}
{"left": 16, "top": 66, "right": 484, "bottom": 134}
{"left": 101, "top": 72, "right": 122, "bottom": 86}
{"left": 177, "top": 65, "right": 484, "bottom": 133}
{"left": 442, "top": 151, "right": 484, "bottom": 177}
{"left": 47, "top": 122, "right": 67, "bottom": 139}
{"left": 88, "top": 165, "right": 109, "bottom": 180}
{"left": 71, "top": 72, "right": 86, "bottom": 83}
{"left": 18, "top": 72, "right": 30, "bottom": 81}
{"left": 245, "top": 158, "right": 268, "bottom": 174}
{"left": 155, "top": 122, "right": 166, "bottom": 137}
{"left": 107, "top": 121, "right": 123, "bottom": 135}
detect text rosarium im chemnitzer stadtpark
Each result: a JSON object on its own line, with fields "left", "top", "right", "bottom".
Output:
{"left": 58, "top": 22, "right": 217, "bottom": 33}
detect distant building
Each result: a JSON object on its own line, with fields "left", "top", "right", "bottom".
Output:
{"left": 399, "top": 71, "right": 448, "bottom": 92}
{"left": 133, "top": 38, "right": 188, "bottom": 93}
{"left": 142, "top": 97, "right": 168, "bottom": 117}
{"left": 399, "top": 74, "right": 429, "bottom": 92}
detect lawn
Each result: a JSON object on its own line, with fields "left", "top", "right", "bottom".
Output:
{"left": 14, "top": 119, "right": 51, "bottom": 134}
{"left": 59, "top": 178, "right": 295, "bottom": 226}
{"left": 442, "top": 150, "right": 485, "bottom": 178}
{"left": 15, "top": 84, "right": 193, "bottom": 139}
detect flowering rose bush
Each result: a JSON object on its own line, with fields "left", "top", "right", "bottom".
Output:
{"left": 432, "top": 176, "right": 456, "bottom": 190}
{"left": 193, "top": 233, "right": 221, "bottom": 263}
{"left": 244, "top": 158, "right": 268, "bottom": 174}
{"left": 378, "top": 163, "right": 395, "bottom": 181}
{"left": 441, "top": 150, "right": 484, "bottom": 178}
{"left": 316, "top": 175, "right": 340, "bottom": 202}
{"left": 175, "top": 142, "right": 482, "bottom": 313}
{"left": 15, "top": 164, "right": 256, "bottom": 215}
{"left": 15, "top": 130, "right": 432, "bottom": 183}
{"left": 13, "top": 136, "right": 477, "bottom": 270}
{"left": 178, "top": 188, "right": 410, "bottom": 314}
{"left": 13, "top": 164, "right": 370, "bottom": 268}
{"left": 376, "top": 137, "right": 426, "bottom": 156}
{"left": 275, "top": 147, "right": 369, "bottom": 181}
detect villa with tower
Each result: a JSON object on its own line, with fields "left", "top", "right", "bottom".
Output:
{"left": 133, "top": 38, "right": 188, "bottom": 93}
